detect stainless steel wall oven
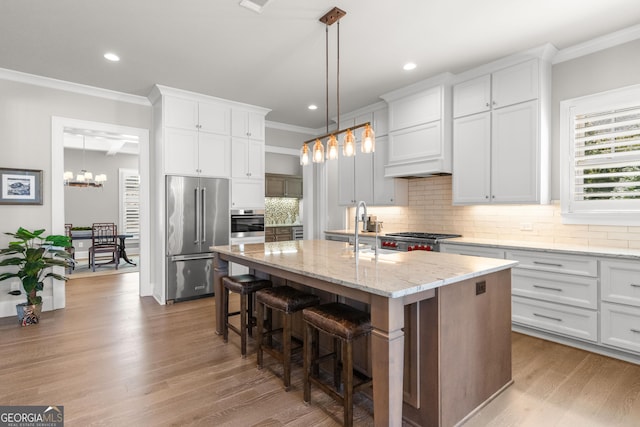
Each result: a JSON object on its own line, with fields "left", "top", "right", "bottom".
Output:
{"left": 230, "top": 209, "right": 265, "bottom": 238}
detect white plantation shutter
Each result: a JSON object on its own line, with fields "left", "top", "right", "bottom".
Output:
{"left": 119, "top": 169, "right": 140, "bottom": 238}
{"left": 561, "top": 84, "right": 640, "bottom": 225}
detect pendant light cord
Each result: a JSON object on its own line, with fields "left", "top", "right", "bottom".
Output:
{"left": 325, "top": 23, "right": 329, "bottom": 135}
{"left": 337, "top": 20, "right": 340, "bottom": 132}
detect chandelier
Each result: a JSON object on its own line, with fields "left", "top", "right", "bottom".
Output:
{"left": 300, "top": 6, "right": 375, "bottom": 166}
{"left": 63, "top": 136, "right": 107, "bottom": 188}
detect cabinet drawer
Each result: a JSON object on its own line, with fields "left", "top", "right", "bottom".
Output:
{"left": 512, "top": 269, "right": 598, "bottom": 309}
{"left": 440, "top": 244, "right": 504, "bottom": 259}
{"left": 505, "top": 250, "right": 597, "bottom": 277}
{"left": 601, "top": 302, "right": 640, "bottom": 354}
{"left": 512, "top": 296, "right": 598, "bottom": 342}
{"left": 601, "top": 259, "right": 640, "bottom": 308}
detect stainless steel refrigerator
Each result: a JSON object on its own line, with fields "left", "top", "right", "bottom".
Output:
{"left": 166, "top": 176, "right": 229, "bottom": 302}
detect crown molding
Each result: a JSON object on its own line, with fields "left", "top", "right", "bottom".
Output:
{"left": 265, "top": 120, "right": 316, "bottom": 135}
{"left": 553, "top": 24, "right": 640, "bottom": 64}
{"left": 0, "top": 67, "right": 150, "bottom": 106}
{"left": 265, "top": 145, "right": 299, "bottom": 156}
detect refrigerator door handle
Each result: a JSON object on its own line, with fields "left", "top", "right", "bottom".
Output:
{"left": 194, "top": 187, "right": 200, "bottom": 244}
{"left": 201, "top": 187, "right": 206, "bottom": 243}
{"left": 169, "top": 253, "right": 215, "bottom": 262}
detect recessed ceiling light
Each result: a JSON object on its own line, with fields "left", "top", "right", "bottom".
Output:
{"left": 239, "top": 0, "right": 272, "bottom": 13}
{"left": 308, "top": 104, "right": 318, "bottom": 110}
{"left": 104, "top": 52, "right": 120, "bottom": 62}
{"left": 403, "top": 62, "right": 417, "bottom": 71}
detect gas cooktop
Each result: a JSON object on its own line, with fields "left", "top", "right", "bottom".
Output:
{"left": 380, "top": 232, "right": 462, "bottom": 252}
{"left": 385, "top": 232, "right": 462, "bottom": 240}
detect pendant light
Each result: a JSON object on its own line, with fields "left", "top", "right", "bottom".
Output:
{"left": 63, "top": 136, "right": 107, "bottom": 188}
{"left": 299, "top": 6, "right": 375, "bottom": 165}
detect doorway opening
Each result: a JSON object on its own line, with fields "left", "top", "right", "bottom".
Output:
{"left": 51, "top": 117, "right": 151, "bottom": 297}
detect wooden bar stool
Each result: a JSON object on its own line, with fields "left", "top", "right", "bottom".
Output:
{"left": 302, "top": 302, "right": 373, "bottom": 427}
{"left": 222, "top": 274, "right": 272, "bottom": 357}
{"left": 255, "top": 286, "right": 320, "bottom": 391}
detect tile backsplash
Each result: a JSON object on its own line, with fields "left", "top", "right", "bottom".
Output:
{"left": 350, "top": 175, "right": 640, "bottom": 249}
{"left": 266, "top": 197, "right": 301, "bottom": 225}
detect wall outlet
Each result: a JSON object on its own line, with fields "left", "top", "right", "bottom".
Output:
{"left": 77, "top": 242, "right": 84, "bottom": 248}
{"left": 476, "top": 281, "right": 486, "bottom": 295}
{"left": 520, "top": 223, "right": 533, "bottom": 231}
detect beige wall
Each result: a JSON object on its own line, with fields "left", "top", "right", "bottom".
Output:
{"left": 550, "top": 38, "right": 640, "bottom": 199}
{"left": 63, "top": 149, "right": 139, "bottom": 227}
{"left": 0, "top": 79, "right": 150, "bottom": 245}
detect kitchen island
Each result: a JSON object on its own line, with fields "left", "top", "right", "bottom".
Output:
{"left": 211, "top": 240, "right": 518, "bottom": 426}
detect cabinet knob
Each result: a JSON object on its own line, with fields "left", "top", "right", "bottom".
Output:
{"left": 485, "top": 102, "right": 490, "bottom": 107}
{"left": 485, "top": 195, "right": 489, "bottom": 199}
{"left": 492, "top": 101, "right": 497, "bottom": 106}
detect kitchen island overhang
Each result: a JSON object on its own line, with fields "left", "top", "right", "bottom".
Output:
{"left": 210, "top": 240, "right": 518, "bottom": 427}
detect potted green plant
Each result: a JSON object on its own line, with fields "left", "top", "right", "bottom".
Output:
{"left": 0, "top": 227, "right": 72, "bottom": 326}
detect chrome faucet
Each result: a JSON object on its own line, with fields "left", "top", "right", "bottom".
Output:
{"left": 354, "top": 200, "right": 368, "bottom": 254}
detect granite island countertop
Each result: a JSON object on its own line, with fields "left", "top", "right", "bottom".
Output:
{"left": 211, "top": 239, "right": 517, "bottom": 299}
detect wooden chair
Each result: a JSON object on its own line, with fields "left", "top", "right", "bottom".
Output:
{"left": 89, "top": 223, "right": 120, "bottom": 272}
{"left": 64, "top": 223, "right": 75, "bottom": 274}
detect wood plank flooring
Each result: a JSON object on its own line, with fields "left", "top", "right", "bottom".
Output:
{"left": 1, "top": 272, "right": 639, "bottom": 426}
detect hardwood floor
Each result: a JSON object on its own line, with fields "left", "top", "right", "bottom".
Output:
{"left": 0, "top": 273, "right": 638, "bottom": 426}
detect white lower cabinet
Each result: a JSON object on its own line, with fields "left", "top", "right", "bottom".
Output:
{"left": 440, "top": 242, "right": 640, "bottom": 361}
{"left": 601, "top": 302, "right": 640, "bottom": 353}
{"left": 507, "top": 249, "right": 598, "bottom": 343}
{"left": 511, "top": 269, "right": 598, "bottom": 309}
{"left": 600, "top": 259, "right": 640, "bottom": 354}
{"left": 512, "top": 296, "right": 598, "bottom": 342}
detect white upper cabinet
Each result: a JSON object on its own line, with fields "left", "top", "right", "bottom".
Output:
{"left": 336, "top": 105, "right": 406, "bottom": 206}
{"left": 373, "top": 136, "right": 408, "bottom": 206}
{"left": 453, "top": 75, "right": 491, "bottom": 118}
{"left": 198, "top": 102, "right": 232, "bottom": 135}
{"left": 338, "top": 144, "right": 374, "bottom": 206}
{"left": 232, "top": 109, "right": 265, "bottom": 141}
{"left": 232, "top": 138, "right": 264, "bottom": 179}
{"left": 452, "top": 112, "right": 491, "bottom": 204}
{"left": 381, "top": 74, "right": 454, "bottom": 178}
{"left": 453, "top": 59, "right": 539, "bottom": 118}
{"left": 164, "top": 96, "right": 231, "bottom": 135}
{"left": 492, "top": 59, "right": 539, "bottom": 109}
{"left": 161, "top": 95, "right": 231, "bottom": 177}
{"left": 164, "top": 96, "right": 199, "bottom": 129}
{"left": 452, "top": 52, "right": 552, "bottom": 205}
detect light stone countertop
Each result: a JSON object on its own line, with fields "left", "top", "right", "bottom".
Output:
{"left": 211, "top": 240, "right": 517, "bottom": 299}
{"left": 325, "top": 230, "right": 640, "bottom": 260}
{"left": 443, "top": 237, "right": 640, "bottom": 260}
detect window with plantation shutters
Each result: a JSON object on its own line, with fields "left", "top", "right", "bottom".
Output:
{"left": 561, "top": 84, "right": 640, "bottom": 225}
{"left": 119, "top": 168, "right": 140, "bottom": 238}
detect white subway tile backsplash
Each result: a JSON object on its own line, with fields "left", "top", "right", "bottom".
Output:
{"left": 357, "top": 175, "right": 637, "bottom": 249}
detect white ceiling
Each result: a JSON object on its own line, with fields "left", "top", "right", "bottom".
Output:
{"left": 2, "top": 1, "right": 640, "bottom": 129}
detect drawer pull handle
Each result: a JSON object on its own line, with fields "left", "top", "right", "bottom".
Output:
{"left": 533, "top": 285, "right": 563, "bottom": 292}
{"left": 630, "top": 284, "right": 640, "bottom": 288}
{"left": 631, "top": 329, "right": 640, "bottom": 334}
{"left": 533, "top": 261, "right": 563, "bottom": 267}
{"left": 533, "top": 313, "right": 563, "bottom": 322}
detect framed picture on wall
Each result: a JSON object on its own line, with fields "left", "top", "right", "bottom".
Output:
{"left": 0, "top": 168, "right": 43, "bottom": 205}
